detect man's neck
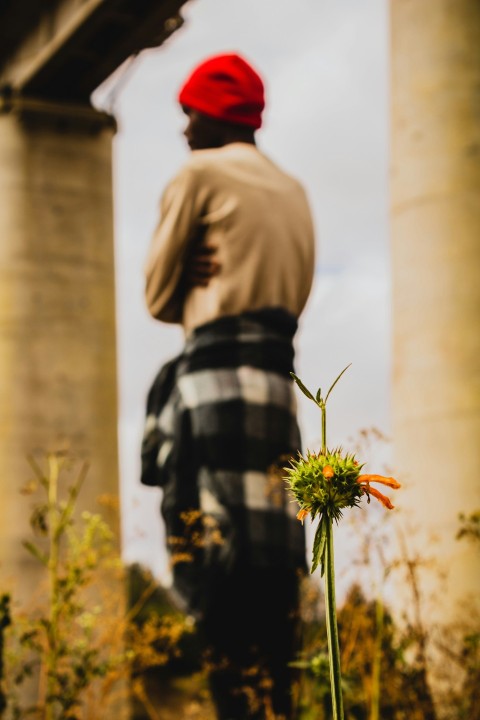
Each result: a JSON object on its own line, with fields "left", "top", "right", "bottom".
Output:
{"left": 220, "top": 127, "right": 256, "bottom": 147}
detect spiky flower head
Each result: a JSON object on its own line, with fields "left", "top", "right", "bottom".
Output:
{"left": 286, "top": 448, "right": 401, "bottom": 575}
{"left": 286, "top": 449, "right": 364, "bottom": 525}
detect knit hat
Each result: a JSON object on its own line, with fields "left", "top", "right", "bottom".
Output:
{"left": 178, "top": 53, "right": 265, "bottom": 129}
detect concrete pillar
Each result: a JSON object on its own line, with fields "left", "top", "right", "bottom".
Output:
{"left": 0, "top": 96, "right": 120, "bottom": 600}
{"left": 390, "top": 0, "right": 480, "bottom": 628}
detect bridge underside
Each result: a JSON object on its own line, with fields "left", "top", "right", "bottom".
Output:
{"left": 0, "top": 0, "right": 188, "bottom": 101}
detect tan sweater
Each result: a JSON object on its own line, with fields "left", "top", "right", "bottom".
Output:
{"left": 145, "top": 143, "right": 315, "bottom": 334}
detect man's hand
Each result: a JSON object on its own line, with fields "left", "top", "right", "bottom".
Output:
{"left": 182, "top": 239, "right": 221, "bottom": 289}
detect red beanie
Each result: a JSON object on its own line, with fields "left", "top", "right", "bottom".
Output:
{"left": 178, "top": 53, "right": 265, "bottom": 129}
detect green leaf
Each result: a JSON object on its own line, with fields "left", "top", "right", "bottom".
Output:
{"left": 311, "top": 516, "right": 327, "bottom": 575}
{"left": 324, "top": 363, "right": 352, "bottom": 404}
{"left": 288, "top": 660, "right": 311, "bottom": 670}
{"left": 22, "top": 540, "right": 48, "bottom": 567}
{"left": 290, "top": 373, "right": 317, "bottom": 404}
{"left": 59, "top": 464, "right": 88, "bottom": 529}
{"left": 316, "top": 388, "right": 323, "bottom": 403}
{"left": 26, "top": 454, "right": 48, "bottom": 487}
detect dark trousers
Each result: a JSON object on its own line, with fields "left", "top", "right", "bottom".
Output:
{"left": 201, "top": 566, "right": 301, "bottom": 720}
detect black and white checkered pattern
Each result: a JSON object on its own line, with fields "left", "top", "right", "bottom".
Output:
{"left": 141, "top": 309, "right": 306, "bottom": 613}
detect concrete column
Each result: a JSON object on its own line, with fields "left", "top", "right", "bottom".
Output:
{"left": 391, "top": 0, "right": 480, "bottom": 626}
{"left": 0, "top": 97, "right": 120, "bottom": 601}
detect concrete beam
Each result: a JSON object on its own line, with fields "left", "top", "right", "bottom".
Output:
{"left": 0, "top": 94, "right": 128, "bottom": 713}
{"left": 0, "top": 95, "right": 120, "bottom": 579}
{"left": 390, "top": 0, "right": 480, "bottom": 666}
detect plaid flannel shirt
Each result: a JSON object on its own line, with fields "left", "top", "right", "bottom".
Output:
{"left": 141, "top": 309, "right": 306, "bottom": 614}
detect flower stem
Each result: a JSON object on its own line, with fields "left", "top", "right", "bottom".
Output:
{"left": 369, "top": 592, "right": 384, "bottom": 720}
{"left": 46, "top": 455, "right": 60, "bottom": 720}
{"left": 324, "top": 517, "right": 344, "bottom": 720}
{"left": 321, "top": 404, "right": 327, "bottom": 455}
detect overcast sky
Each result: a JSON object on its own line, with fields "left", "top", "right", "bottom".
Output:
{"left": 93, "top": 0, "right": 391, "bottom": 592}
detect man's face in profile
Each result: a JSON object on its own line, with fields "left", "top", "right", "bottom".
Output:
{"left": 182, "top": 107, "right": 227, "bottom": 151}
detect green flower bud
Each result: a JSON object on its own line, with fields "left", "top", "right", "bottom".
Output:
{"left": 285, "top": 449, "right": 364, "bottom": 524}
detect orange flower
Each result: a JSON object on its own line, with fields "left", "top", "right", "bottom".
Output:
{"left": 297, "top": 508, "right": 309, "bottom": 524}
{"left": 364, "top": 486, "right": 394, "bottom": 509}
{"left": 322, "top": 465, "right": 335, "bottom": 479}
{"left": 357, "top": 474, "right": 401, "bottom": 510}
{"left": 357, "top": 474, "right": 400, "bottom": 489}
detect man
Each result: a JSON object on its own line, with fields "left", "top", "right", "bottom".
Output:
{"left": 141, "top": 53, "right": 315, "bottom": 719}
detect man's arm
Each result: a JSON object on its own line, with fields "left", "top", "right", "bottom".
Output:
{"left": 181, "top": 226, "right": 221, "bottom": 289}
{"left": 145, "top": 167, "right": 202, "bottom": 323}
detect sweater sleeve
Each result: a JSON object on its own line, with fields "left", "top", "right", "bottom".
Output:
{"left": 144, "top": 165, "right": 201, "bottom": 323}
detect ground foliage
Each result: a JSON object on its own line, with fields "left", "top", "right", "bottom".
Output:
{"left": 0, "top": 454, "right": 478, "bottom": 720}
{"left": 0, "top": 455, "right": 193, "bottom": 720}
{"left": 295, "top": 580, "right": 479, "bottom": 720}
